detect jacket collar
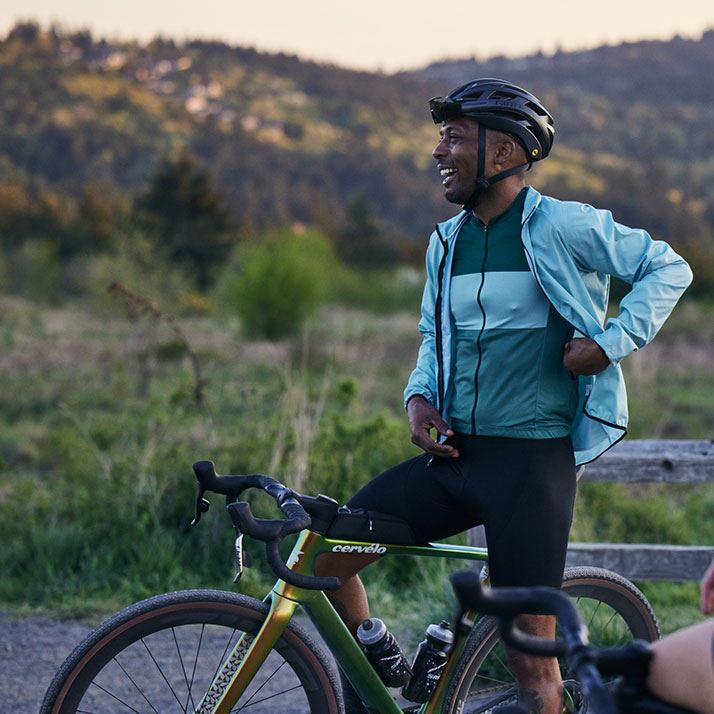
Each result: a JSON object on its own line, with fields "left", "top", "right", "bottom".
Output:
{"left": 437, "top": 185, "right": 543, "bottom": 241}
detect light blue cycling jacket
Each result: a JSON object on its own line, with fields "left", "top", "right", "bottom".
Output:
{"left": 404, "top": 186, "right": 693, "bottom": 465}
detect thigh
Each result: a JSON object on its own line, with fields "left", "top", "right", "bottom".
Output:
{"left": 347, "top": 447, "right": 479, "bottom": 543}
{"left": 647, "top": 619, "right": 714, "bottom": 714}
{"left": 480, "top": 436, "right": 576, "bottom": 588}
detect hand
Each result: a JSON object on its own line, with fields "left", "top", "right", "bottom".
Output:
{"left": 700, "top": 558, "right": 714, "bottom": 614}
{"left": 407, "top": 396, "right": 459, "bottom": 458}
{"left": 563, "top": 338, "right": 611, "bottom": 377}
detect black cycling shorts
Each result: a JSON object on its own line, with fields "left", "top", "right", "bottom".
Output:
{"left": 347, "top": 433, "right": 576, "bottom": 588}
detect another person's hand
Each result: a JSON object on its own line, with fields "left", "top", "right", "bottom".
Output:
{"left": 407, "top": 396, "right": 459, "bottom": 458}
{"left": 700, "top": 558, "right": 714, "bottom": 614}
{"left": 563, "top": 338, "right": 610, "bottom": 376}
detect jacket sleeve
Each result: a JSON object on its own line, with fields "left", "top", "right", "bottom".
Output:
{"left": 569, "top": 204, "right": 693, "bottom": 364}
{"left": 403, "top": 234, "right": 440, "bottom": 407}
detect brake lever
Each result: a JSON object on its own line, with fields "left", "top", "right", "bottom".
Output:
{"left": 191, "top": 487, "right": 211, "bottom": 527}
{"left": 233, "top": 528, "right": 252, "bottom": 583}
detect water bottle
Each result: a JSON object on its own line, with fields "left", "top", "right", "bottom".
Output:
{"left": 401, "top": 620, "right": 453, "bottom": 703}
{"left": 356, "top": 617, "right": 410, "bottom": 688}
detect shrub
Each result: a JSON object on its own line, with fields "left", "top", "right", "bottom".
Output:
{"left": 221, "top": 228, "right": 339, "bottom": 339}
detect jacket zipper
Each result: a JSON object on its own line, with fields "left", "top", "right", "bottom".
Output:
{"left": 434, "top": 224, "right": 449, "bottom": 412}
{"left": 470, "top": 223, "right": 489, "bottom": 434}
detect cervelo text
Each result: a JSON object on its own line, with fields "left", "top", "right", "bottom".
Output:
{"left": 331, "top": 543, "right": 387, "bottom": 554}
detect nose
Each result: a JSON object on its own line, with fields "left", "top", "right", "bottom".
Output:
{"left": 433, "top": 136, "right": 447, "bottom": 161}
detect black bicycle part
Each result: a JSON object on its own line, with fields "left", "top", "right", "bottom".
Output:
{"left": 443, "top": 567, "right": 659, "bottom": 714}
{"left": 450, "top": 571, "right": 616, "bottom": 714}
{"left": 191, "top": 460, "right": 341, "bottom": 591}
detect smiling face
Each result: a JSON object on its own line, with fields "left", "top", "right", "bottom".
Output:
{"left": 432, "top": 116, "right": 480, "bottom": 205}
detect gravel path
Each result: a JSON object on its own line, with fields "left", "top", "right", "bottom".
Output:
{"left": 0, "top": 610, "right": 345, "bottom": 713}
{"left": 0, "top": 611, "right": 91, "bottom": 713}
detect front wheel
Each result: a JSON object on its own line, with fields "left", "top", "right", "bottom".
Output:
{"left": 41, "top": 589, "right": 342, "bottom": 713}
{"left": 442, "top": 566, "right": 660, "bottom": 714}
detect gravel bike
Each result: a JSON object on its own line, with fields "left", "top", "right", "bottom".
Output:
{"left": 449, "top": 568, "right": 701, "bottom": 714}
{"left": 42, "top": 460, "right": 660, "bottom": 713}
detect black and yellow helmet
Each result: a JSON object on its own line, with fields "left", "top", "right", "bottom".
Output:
{"left": 430, "top": 78, "right": 555, "bottom": 161}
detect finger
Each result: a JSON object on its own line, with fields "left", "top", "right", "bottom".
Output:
{"left": 429, "top": 416, "right": 455, "bottom": 437}
{"left": 413, "top": 431, "right": 458, "bottom": 457}
{"left": 425, "top": 442, "right": 460, "bottom": 458}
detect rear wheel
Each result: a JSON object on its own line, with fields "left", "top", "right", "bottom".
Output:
{"left": 41, "top": 589, "right": 342, "bottom": 713}
{"left": 443, "top": 566, "right": 659, "bottom": 713}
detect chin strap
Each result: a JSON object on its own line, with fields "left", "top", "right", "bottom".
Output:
{"left": 462, "top": 124, "right": 532, "bottom": 213}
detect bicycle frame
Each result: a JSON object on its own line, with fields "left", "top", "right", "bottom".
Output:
{"left": 199, "top": 528, "right": 489, "bottom": 713}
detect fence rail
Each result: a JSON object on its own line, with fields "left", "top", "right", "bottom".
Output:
{"left": 468, "top": 440, "right": 714, "bottom": 581}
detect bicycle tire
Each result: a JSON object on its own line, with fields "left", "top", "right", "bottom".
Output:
{"left": 41, "top": 589, "right": 342, "bottom": 714}
{"left": 442, "top": 566, "right": 660, "bottom": 714}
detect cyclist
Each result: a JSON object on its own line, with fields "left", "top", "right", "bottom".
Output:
{"left": 317, "top": 78, "right": 692, "bottom": 714}
{"left": 644, "top": 559, "right": 714, "bottom": 713}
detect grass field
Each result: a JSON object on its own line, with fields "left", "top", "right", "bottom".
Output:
{"left": 0, "top": 292, "right": 712, "bottom": 639}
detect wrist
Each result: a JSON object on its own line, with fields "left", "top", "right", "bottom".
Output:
{"left": 406, "top": 394, "right": 428, "bottom": 411}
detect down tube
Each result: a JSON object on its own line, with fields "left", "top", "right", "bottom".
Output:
{"left": 299, "top": 588, "right": 403, "bottom": 714}
{"left": 317, "top": 539, "right": 489, "bottom": 713}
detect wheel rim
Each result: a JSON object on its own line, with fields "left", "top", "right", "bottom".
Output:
{"left": 459, "top": 588, "right": 653, "bottom": 713}
{"left": 58, "top": 606, "right": 321, "bottom": 713}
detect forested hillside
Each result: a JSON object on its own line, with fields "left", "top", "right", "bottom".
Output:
{"left": 1, "top": 22, "right": 713, "bottom": 294}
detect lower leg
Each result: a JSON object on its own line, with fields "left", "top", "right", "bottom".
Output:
{"left": 314, "top": 553, "right": 379, "bottom": 713}
{"left": 314, "top": 552, "right": 378, "bottom": 632}
{"left": 506, "top": 614, "right": 562, "bottom": 714}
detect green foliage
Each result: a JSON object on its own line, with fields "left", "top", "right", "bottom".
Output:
{"left": 2, "top": 22, "right": 714, "bottom": 295}
{"left": 334, "top": 266, "right": 424, "bottom": 314}
{"left": 5, "top": 239, "right": 61, "bottom": 303}
{"left": 220, "top": 228, "right": 340, "bottom": 339}
{"left": 137, "top": 152, "right": 235, "bottom": 290}
{"left": 79, "top": 227, "right": 195, "bottom": 313}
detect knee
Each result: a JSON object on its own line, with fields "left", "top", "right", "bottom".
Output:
{"left": 314, "top": 551, "right": 377, "bottom": 580}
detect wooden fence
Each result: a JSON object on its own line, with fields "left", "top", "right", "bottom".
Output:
{"left": 468, "top": 440, "right": 714, "bottom": 581}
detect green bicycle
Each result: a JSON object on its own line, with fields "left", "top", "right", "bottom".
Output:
{"left": 42, "top": 460, "right": 660, "bottom": 713}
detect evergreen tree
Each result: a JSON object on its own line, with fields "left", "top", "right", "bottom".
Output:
{"left": 137, "top": 153, "right": 234, "bottom": 290}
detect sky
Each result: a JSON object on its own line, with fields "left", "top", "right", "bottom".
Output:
{"left": 3, "top": 0, "right": 714, "bottom": 72}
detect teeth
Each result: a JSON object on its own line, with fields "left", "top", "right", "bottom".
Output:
{"left": 440, "top": 168, "right": 457, "bottom": 176}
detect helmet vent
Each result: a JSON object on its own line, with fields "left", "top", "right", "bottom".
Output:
{"left": 526, "top": 100, "right": 548, "bottom": 116}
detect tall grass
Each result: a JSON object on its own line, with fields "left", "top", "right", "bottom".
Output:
{"left": 0, "top": 294, "right": 711, "bottom": 634}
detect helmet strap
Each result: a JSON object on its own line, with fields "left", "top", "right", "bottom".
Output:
{"left": 462, "top": 124, "right": 533, "bottom": 213}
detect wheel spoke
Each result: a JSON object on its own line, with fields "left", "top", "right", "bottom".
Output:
{"left": 233, "top": 660, "right": 287, "bottom": 711}
{"left": 171, "top": 626, "right": 196, "bottom": 712}
{"left": 233, "top": 683, "right": 303, "bottom": 710}
{"left": 88, "top": 680, "right": 146, "bottom": 714}
{"left": 208, "top": 627, "right": 241, "bottom": 691}
{"left": 183, "top": 623, "right": 205, "bottom": 712}
{"left": 112, "top": 655, "right": 161, "bottom": 714}
{"left": 140, "top": 637, "right": 187, "bottom": 712}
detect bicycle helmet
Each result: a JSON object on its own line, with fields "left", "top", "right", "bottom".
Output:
{"left": 429, "top": 78, "right": 555, "bottom": 210}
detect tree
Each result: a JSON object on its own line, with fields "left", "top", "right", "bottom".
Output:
{"left": 336, "top": 195, "right": 396, "bottom": 269}
{"left": 137, "top": 153, "right": 234, "bottom": 290}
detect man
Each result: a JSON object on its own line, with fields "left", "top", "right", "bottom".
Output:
{"left": 317, "top": 78, "right": 692, "bottom": 713}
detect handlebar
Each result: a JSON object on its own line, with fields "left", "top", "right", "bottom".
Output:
{"left": 191, "top": 460, "right": 341, "bottom": 591}
{"left": 450, "top": 570, "right": 617, "bottom": 714}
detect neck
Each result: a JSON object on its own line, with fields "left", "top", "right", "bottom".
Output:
{"left": 472, "top": 177, "right": 526, "bottom": 224}
{"left": 473, "top": 176, "right": 525, "bottom": 223}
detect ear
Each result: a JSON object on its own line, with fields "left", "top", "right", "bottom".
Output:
{"left": 492, "top": 136, "right": 518, "bottom": 166}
